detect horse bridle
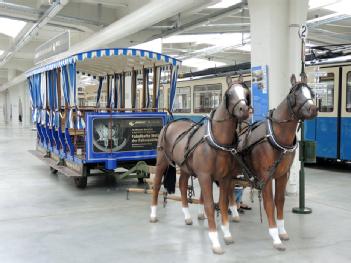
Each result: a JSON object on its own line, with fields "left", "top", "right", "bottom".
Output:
{"left": 287, "top": 82, "right": 315, "bottom": 120}
{"left": 271, "top": 82, "right": 315, "bottom": 124}
{"left": 212, "top": 82, "right": 250, "bottom": 122}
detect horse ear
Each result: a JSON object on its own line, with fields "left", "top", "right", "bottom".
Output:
{"left": 290, "top": 74, "right": 297, "bottom": 86}
{"left": 300, "top": 72, "right": 308, "bottom": 84}
{"left": 238, "top": 74, "right": 244, "bottom": 83}
{"left": 226, "top": 76, "right": 232, "bottom": 88}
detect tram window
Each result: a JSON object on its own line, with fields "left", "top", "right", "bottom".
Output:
{"left": 174, "top": 86, "right": 191, "bottom": 113}
{"left": 193, "top": 84, "right": 222, "bottom": 113}
{"left": 318, "top": 73, "right": 334, "bottom": 112}
{"left": 346, "top": 72, "right": 351, "bottom": 112}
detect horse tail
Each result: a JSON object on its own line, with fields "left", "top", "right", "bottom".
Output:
{"left": 163, "top": 165, "right": 176, "bottom": 194}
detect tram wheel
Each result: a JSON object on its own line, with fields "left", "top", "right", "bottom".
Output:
{"left": 74, "top": 176, "right": 87, "bottom": 189}
{"left": 50, "top": 167, "right": 58, "bottom": 174}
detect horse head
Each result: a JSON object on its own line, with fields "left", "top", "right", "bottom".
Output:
{"left": 287, "top": 73, "right": 318, "bottom": 120}
{"left": 225, "top": 75, "right": 250, "bottom": 121}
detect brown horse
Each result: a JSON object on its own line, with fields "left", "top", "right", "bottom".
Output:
{"left": 233, "top": 74, "right": 317, "bottom": 251}
{"left": 150, "top": 77, "right": 250, "bottom": 254}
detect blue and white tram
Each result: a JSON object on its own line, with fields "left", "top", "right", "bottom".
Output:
{"left": 305, "top": 61, "right": 351, "bottom": 161}
{"left": 166, "top": 73, "right": 251, "bottom": 122}
{"left": 27, "top": 48, "right": 180, "bottom": 188}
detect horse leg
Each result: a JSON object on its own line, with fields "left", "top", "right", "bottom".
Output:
{"left": 150, "top": 152, "right": 168, "bottom": 223}
{"left": 262, "top": 179, "right": 285, "bottom": 251}
{"left": 219, "top": 177, "right": 234, "bottom": 245}
{"left": 228, "top": 180, "right": 240, "bottom": 223}
{"left": 197, "top": 191, "right": 206, "bottom": 220}
{"left": 275, "top": 173, "right": 289, "bottom": 241}
{"left": 179, "top": 172, "right": 192, "bottom": 225}
{"left": 198, "top": 175, "right": 223, "bottom": 255}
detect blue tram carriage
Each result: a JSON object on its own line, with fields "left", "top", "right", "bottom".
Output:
{"left": 305, "top": 60, "right": 351, "bottom": 162}
{"left": 27, "top": 48, "right": 180, "bottom": 188}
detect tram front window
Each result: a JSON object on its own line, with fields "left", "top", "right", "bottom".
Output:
{"left": 193, "top": 84, "right": 222, "bottom": 113}
{"left": 174, "top": 86, "right": 191, "bottom": 113}
{"left": 318, "top": 73, "right": 334, "bottom": 112}
{"left": 346, "top": 72, "right": 351, "bottom": 112}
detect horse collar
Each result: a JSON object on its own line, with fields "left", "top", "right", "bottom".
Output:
{"left": 204, "top": 118, "right": 238, "bottom": 153}
{"left": 266, "top": 118, "right": 298, "bottom": 153}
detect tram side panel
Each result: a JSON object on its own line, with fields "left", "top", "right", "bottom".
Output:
{"left": 340, "top": 66, "right": 351, "bottom": 161}
{"left": 306, "top": 67, "right": 339, "bottom": 159}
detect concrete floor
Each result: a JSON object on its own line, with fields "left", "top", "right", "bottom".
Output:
{"left": 0, "top": 122, "right": 351, "bottom": 263}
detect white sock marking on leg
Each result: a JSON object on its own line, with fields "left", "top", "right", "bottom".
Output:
{"left": 229, "top": 205, "right": 239, "bottom": 217}
{"left": 208, "top": 231, "right": 221, "bottom": 248}
{"left": 269, "top": 228, "right": 282, "bottom": 244}
{"left": 150, "top": 206, "right": 157, "bottom": 218}
{"left": 221, "top": 223, "right": 231, "bottom": 238}
{"left": 198, "top": 204, "right": 205, "bottom": 215}
{"left": 277, "top": 219, "right": 287, "bottom": 234}
{"left": 182, "top": 207, "right": 191, "bottom": 220}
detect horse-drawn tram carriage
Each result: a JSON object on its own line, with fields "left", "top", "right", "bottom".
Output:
{"left": 27, "top": 48, "right": 180, "bottom": 189}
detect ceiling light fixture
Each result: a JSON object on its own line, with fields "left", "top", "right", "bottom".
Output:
{"left": 207, "top": 0, "right": 242, "bottom": 9}
{"left": 182, "top": 58, "right": 226, "bottom": 70}
{"left": 0, "top": 17, "right": 26, "bottom": 38}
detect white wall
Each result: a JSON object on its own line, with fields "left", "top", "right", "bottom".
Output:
{"left": 0, "top": 80, "right": 31, "bottom": 128}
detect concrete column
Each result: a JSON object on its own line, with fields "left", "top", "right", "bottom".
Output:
{"left": 287, "top": 0, "right": 309, "bottom": 194}
{"left": 249, "top": 0, "right": 308, "bottom": 194}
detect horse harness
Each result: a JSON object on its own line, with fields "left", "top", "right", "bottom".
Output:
{"left": 232, "top": 110, "right": 298, "bottom": 191}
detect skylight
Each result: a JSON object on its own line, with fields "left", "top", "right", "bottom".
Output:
{"left": 131, "top": 38, "right": 162, "bottom": 53}
{"left": 207, "top": 0, "right": 242, "bottom": 9}
{"left": 0, "top": 17, "right": 26, "bottom": 38}
{"left": 324, "top": 0, "right": 351, "bottom": 15}
{"left": 163, "top": 33, "right": 250, "bottom": 46}
{"left": 308, "top": 0, "right": 339, "bottom": 9}
{"left": 0, "top": 50, "right": 4, "bottom": 56}
{"left": 182, "top": 58, "right": 226, "bottom": 70}
{"left": 235, "top": 44, "right": 251, "bottom": 52}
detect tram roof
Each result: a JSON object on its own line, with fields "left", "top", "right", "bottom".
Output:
{"left": 26, "top": 48, "right": 182, "bottom": 77}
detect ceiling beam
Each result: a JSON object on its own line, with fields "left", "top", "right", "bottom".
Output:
{"left": 148, "top": 0, "right": 247, "bottom": 40}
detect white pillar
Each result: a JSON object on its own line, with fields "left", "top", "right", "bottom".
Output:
{"left": 249, "top": 0, "right": 308, "bottom": 194}
{"left": 287, "top": 0, "right": 309, "bottom": 194}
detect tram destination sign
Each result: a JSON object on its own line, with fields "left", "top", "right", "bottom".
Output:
{"left": 92, "top": 117, "right": 163, "bottom": 153}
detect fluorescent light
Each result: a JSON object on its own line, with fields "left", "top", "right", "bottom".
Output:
{"left": 182, "top": 58, "right": 226, "bottom": 70}
{"left": 130, "top": 38, "right": 162, "bottom": 53}
{"left": 0, "top": 17, "right": 26, "bottom": 38}
{"left": 163, "top": 33, "right": 250, "bottom": 46}
{"left": 0, "top": 50, "right": 4, "bottom": 56}
{"left": 324, "top": 0, "right": 351, "bottom": 15}
{"left": 308, "top": 0, "right": 340, "bottom": 9}
{"left": 235, "top": 44, "right": 251, "bottom": 52}
{"left": 208, "top": 0, "right": 241, "bottom": 9}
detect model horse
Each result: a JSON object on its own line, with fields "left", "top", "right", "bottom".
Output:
{"left": 234, "top": 74, "right": 317, "bottom": 251}
{"left": 150, "top": 77, "right": 250, "bottom": 254}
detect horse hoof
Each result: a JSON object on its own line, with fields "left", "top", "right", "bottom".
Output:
{"left": 279, "top": 233, "right": 289, "bottom": 241}
{"left": 224, "top": 236, "right": 234, "bottom": 245}
{"left": 185, "top": 218, "right": 193, "bottom": 225}
{"left": 273, "top": 243, "right": 286, "bottom": 251}
{"left": 198, "top": 213, "right": 206, "bottom": 220}
{"left": 149, "top": 217, "right": 158, "bottom": 223}
{"left": 230, "top": 216, "right": 240, "bottom": 223}
{"left": 212, "top": 246, "right": 224, "bottom": 255}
